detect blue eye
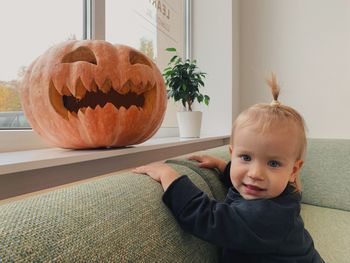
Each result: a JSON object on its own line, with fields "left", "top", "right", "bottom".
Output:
{"left": 240, "top": 155, "right": 251, "bottom": 162}
{"left": 268, "top": 160, "right": 280, "bottom": 168}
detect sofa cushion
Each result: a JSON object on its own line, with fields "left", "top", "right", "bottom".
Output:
{"left": 301, "top": 204, "right": 350, "bottom": 263}
{"left": 301, "top": 139, "right": 350, "bottom": 211}
{"left": 0, "top": 164, "right": 218, "bottom": 262}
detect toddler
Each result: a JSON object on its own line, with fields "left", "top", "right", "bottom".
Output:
{"left": 133, "top": 73, "right": 324, "bottom": 262}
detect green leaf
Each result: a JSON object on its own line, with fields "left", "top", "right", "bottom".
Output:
{"left": 204, "top": 95, "right": 210, "bottom": 105}
{"left": 170, "top": 55, "right": 178, "bottom": 63}
{"left": 174, "top": 93, "right": 181, "bottom": 101}
{"left": 166, "top": 47, "right": 176, "bottom": 52}
{"left": 197, "top": 95, "right": 203, "bottom": 103}
{"left": 181, "top": 99, "right": 187, "bottom": 108}
{"left": 167, "top": 90, "right": 174, "bottom": 97}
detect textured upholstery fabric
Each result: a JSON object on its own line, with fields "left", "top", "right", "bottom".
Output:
{"left": 301, "top": 139, "right": 350, "bottom": 211}
{"left": 0, "top": 164, "right": 218, "bottom": 263}
{"left": 301, "top": 204, "right": 350, "bottom": 263}
{"left": 166, "top": 159, "right": 228, "bottom": 202}
{"left": 1, "top": 139, "right": 349, "bottom": 262}
{"left": 167, "top": 145, "right": 230, "bottom": 202}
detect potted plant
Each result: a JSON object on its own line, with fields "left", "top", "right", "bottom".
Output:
{"left": 163, "top": 47, "right": 210, "bottom": 137}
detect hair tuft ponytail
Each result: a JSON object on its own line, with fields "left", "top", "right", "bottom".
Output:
{"left": 266, "top": 72, "right": 280, "bottom": 102}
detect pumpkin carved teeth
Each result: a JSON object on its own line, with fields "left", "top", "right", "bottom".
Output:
{"left": 75, "top": 78, "right": 87, "bottom": 99}
{"left": 49, "top": 78, "right": 148, "bottom": 118}
{"left": 121, "top": 79, "right": 155, "bottom": 95}
{"left": 63, "top": 88, "right": 145, "bottom": 114}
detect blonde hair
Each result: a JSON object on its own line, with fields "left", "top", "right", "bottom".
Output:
{"left": 231, "top": 73, "right": 307, "bottom": 192}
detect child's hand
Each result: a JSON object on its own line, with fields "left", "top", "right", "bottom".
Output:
{"left": 188, "top": 155, "right": 219, "bottom": 168}
{"left": 188, "top": 155, "right": 227, "bottom": 173}
{"left": 132, "top": 162, "right": 179, "bottom": 191}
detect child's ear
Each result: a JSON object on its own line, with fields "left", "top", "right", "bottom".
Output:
{"left": 289, "top": 159, "right": 304, "bottom": 182}
{"left": 229, "top": 145, "right": 233, "bottom": 155}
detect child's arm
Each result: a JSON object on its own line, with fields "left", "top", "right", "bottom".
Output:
{"left": 188, "top": 155, "right": 232, "bottom": 188}
{"left": 133, "top": 162, "right": 294, "bottom": 252}
{"left": 132, "top": 162, "right": 180, "bottom": 191}
{"left": 163, "top": 176, "right": 295, "bottom": 252}
{"left": 188, "top": 155, "right": 227, "bottom": 173}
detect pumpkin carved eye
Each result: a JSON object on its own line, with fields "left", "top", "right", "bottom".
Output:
{"left": 129, "top": 50, "right": 152, "bottom": 67}
{"left": 62, "top": 46, "right": 97, "bottom": 65}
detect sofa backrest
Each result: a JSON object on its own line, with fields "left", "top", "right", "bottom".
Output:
{"left": 301, "top": 138, "right": 350, "bottom": 211}
{"left": 0, "top": 163, "right": 218, "bottom": 262}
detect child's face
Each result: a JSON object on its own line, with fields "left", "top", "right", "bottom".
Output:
{"left": 230, "top": 124, "right": 303, "bottom": 200}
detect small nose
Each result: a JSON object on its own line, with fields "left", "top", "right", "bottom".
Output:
{"left": 247, "top": 162, "right": 265, "bottom": 181}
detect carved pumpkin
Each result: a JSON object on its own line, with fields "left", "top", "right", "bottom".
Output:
{"left": 20, "top": 40, "right": 167, "bottom": 148}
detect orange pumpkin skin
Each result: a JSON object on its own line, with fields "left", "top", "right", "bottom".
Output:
{"left": 21, "top": 40, "right": 167, "bottom": 148}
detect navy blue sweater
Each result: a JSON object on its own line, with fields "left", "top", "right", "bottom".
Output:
{"left": 162, "top": 162, "right": 324, "bottom": 263}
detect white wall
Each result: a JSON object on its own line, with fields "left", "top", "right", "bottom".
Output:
{"left": 192, "top": 0, "right": 239, "bottom": 136}
{"left": 240, "top": 0, "right": 350, "bottom": 139}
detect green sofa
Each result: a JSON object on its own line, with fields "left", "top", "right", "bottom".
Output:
{"left": 0, "top": 139, "right": 349, "bottom": 262}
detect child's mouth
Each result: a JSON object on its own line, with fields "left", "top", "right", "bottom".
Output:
{"left": 243, "top": 183, "right": 265, "bottom": 192}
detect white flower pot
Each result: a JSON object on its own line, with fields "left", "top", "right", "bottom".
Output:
{"left": 177, "top": 111, "right": 202, "bottom": 138}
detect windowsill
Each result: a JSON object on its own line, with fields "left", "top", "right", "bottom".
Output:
{"left": 1, "top": 135, "right": 230, "bottom": 175}
{"left": 0, "top": 135, "right": 230, "bottom": 200}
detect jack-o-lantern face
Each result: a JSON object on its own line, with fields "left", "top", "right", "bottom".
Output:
{"left": 21, "top": 40, "right": 167, "bottom": 148}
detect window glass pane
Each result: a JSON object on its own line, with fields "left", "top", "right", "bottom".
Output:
{"left": 106, "top": 0, "right": 184, "bottom": 60}
{"left": 106, "top": 0, "right": 185, "bottom": 127}
{"left": 0, "top": 0, "right": 83, "bottom": 129}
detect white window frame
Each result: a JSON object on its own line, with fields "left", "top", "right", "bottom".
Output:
{"left": 0, "top": 0, "right": 191, "bottom": 153}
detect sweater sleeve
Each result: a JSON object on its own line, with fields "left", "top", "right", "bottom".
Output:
{"left": 218, "top": 161, "right": 233, "bottom": 188}
{"left": 163, "top": 175, "right": 295, "bottom": 253}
